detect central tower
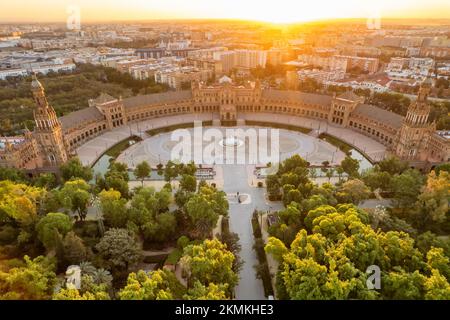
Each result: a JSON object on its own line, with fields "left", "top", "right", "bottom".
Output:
{"left": 218, "top": 76, "right": 237, "bottom": 123}
{"left": 31, "top": 74, "right": 68, "bottom": 167}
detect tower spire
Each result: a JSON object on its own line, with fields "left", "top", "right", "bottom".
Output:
{"left": 30, "top": 74, "right": 68, "bottom": 166}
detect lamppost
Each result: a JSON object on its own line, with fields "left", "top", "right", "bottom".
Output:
{"left": 259, "top": 210, "right": 264, "bottom": 231}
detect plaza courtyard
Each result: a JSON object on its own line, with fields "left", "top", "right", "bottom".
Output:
{"left": 115, "top": 126, "right": 347, "bottom": 168}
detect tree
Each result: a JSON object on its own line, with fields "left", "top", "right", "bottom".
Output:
{"left": 107, "top": 162, "right": 129, "bottom": 181}
{"left": 53, "top": 287, "right": 110, "bottom": 300}
{"left": 413, "top": 171, "right": 450, "bottom": 231}
{"left": 325, "top": 168, "right": 334, "bottom": 182}
{"left": 184, "top": 193, "right": 219, "bottom": 238}
{"left": 336, "top": 179, "right": 370, "bottom": 205}
{"left": 58, "top": 179, "right": 91, "bottom": 221}
{"left": 119, "top": 269, "right": 185, "bottom": 300}
{"left": 91, "top": 269, "right": 113, "bottom": 290}
{"left": 98, "top": 189, "right": 129, "bottom": 228}
{"left": 60, "top": 157, "right": 93, "bottom": 182}
{"left": 265, "top": 237, "right": 288, "bottom": 262}
{"left": 33, "top": 173, "right": 56, "bottom": 190}
{"left": 0, "top": 167, "right": 28, "bottom": 183}
{"left": 382, "top": 270, "right": 424, "bottom": 300}
{"left": 278, "top": 204, "right": 302, "bottom": 226}
{"left": 218, "top": 231, "right": 243, "bottom": 274}
{"left": 184, "top": 281, "right": 228, "bottom": 300}
{"left": 53, "top": 272, "right": 111, "bottom": 300}
{"left": 95, "top": 228, "right": 142, "bottom": 275}
{"left": 142, "top": 212, "right": 177, "bottom": 243}
{"left": 423, "top": 269, "right": 450, "bottom": 300}
{"left": 175, "top": 189, "right": 194, "bottom": 208}
{"left": 134, "top": 161, "right": 151, "bottom": 186}
{"left": 180, "top": 174, "right": 197, "bottom": 192}
{"left": 97, "top": 162, "right": 130, "bottom": 198}
{"left": 434, "top": 163, "right": 450, "bottom": 176}
{"left": 340, "top": 156, "right": 360, "bottom": 178}
{"left": 62, "top": 231, "right": 90, "bottom": 265}
{"left": 391, "top": 169, "right": 425, "bottom": 209}
{"left": 164, "top": 160, "right": 178, "bottom": 182}
{"left": 198, "top": 185, "right": 229, "bottom": 217}
{"left": 377, "top": 156, "right": 408, "bottom": 175}
{"left": 265, "top": 199, "right": 450, "bottom": 300}
{"left": 266, "top": 174, "right": 281, "bottom": 200}
{"left": 0, "top": 180, "right": 46, "bottom": 226}
{"left": 179, "top": 161, "right": 197, "bottom": 176}
{"left": 362, "top": 169, "right": 392, "bottom": 191}
{"left": 415, "top": 231, "right": 450, "bottom": 258}
{"left": 426, "top": 248, "right": 450, "bottom": 281}
{"left": 156, "top": 163, "right": 164, "bottom": 176}
{"left": 336, "top": 166, "right": 345, "bottom": 182}
{"left": 0, "top": 255, "right": 56, "bottom": 300}
{"left": 180, "top": 239, "right": 238, "bottom": 297}
{"left": 36, "top": 212, "right": 73, "bottom": 251}
{"left": 103, "top": 174, "right": 130, "bottom": 199}
{"left": 128, "top": 187, "right": 172, "bottom": 240}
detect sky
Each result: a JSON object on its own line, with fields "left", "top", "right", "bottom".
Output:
{"left": 1, "top": 0, "right": 450, "bottom": 23}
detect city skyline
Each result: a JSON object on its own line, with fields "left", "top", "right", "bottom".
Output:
{"left": 2, "top": 0, "right": 450, "bottom": 23}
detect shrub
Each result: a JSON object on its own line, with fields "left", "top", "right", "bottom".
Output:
{"left": 165, "top": 249, "right": 183, "bottom": 265}
{"left": 177, "top": 236, "right": 190, "bottom": 250}
{"left": 0, "top": 225, "right": 19, "bottom": 244}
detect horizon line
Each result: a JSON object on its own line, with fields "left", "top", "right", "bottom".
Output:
{"left": 2, "top": 17, "right": 450, "bottom": 26}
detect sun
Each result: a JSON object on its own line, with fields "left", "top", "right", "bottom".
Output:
{"left": 226, "top": 1, "right": 342, "bottom": 24}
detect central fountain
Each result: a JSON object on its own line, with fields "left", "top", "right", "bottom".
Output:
{"left": 219, "top": 136, "right": 244, "bottom": 147}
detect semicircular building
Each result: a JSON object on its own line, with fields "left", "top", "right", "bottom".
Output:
{"left": 1, "top": 75, "right": 449, "bottom": 173}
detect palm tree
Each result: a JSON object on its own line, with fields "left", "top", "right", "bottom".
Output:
{"left": 93, "top": 268, "right": 113, "bottom": 288}
{"left": 309, "top": 168, "right": 318, "bottom": 180}
{"left": 79, "top": 261, "right": 96, "bottom": 277}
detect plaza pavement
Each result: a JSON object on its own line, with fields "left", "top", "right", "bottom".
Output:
{"left": 240, "top": 112, "right": 387, "bottom": 163}
{"left": 77, "top": 112, "right": 387, "bottom": 167}
{"left": 76, "top": 113, "right": 217, "bottom": 166}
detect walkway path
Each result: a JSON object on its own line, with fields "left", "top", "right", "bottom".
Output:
{"left": 222, "top": 164, "right": 284, "bottom": 300}
{"left": 222, "top": 164, "right": 265, "bottom": 300}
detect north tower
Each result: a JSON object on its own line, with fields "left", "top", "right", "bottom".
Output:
{"left": 31, "top": 74, "right": 68, "bottom": 167}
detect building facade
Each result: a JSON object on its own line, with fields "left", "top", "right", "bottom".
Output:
{"left": 1, "top": 76, "right": 449, "bottom": 172}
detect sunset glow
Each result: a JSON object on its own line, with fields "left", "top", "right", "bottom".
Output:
{"left": 2, "top": 0, "right": 450, "bottom": 23}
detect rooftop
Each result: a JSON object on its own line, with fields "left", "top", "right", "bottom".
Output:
{"left": 92, "top": 93, "right": 117, "bottom": 105}
{"left": 122, "top": 91, "right": 192, "bottom": 109}
{"left": 59, "top": 106, "right": 105, "bottom": 130}
{"left": 353, "top": 104, "right": 403, "bottom": 129}
{"left": 262, "top": 89, "right": 333, "bottom": 105}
